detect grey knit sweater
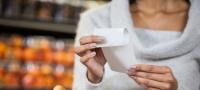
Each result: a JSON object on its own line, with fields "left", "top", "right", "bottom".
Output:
{"left": 73, "top": 0, "right": 200, "bottom": 90}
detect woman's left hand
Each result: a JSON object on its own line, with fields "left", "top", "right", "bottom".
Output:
{"left": 127, "top": 64, "right": 178, "bottom": 90}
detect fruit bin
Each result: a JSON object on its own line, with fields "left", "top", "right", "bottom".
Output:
{"left": 0, "top": 34, "right": 74, "bottom": 90}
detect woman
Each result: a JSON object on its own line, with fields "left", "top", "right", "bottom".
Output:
{"left": 73, "top": 0, "right": 200, "bottom": 90}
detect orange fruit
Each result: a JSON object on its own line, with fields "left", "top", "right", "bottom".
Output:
{"left": 0, "top": 42, "right": 7, "bottom": 59}
{"left": 13, "top": 47, "right": 23, "bottom": 60}
{"left": 10, "top": 35, "right": 23, "bottom": 47}
{"left": 24, "top": 47, "right": 36, "bottom": 61}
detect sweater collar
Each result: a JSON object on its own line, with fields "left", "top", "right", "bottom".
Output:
{"left": 110, "top": 0, "right": 200, "bottom": 59}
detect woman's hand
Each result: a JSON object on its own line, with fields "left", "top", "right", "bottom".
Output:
{"left": 128, "top": 64, "right": 178, "bottom": 90}
{"left": 75, "top": 35, "right": 106, "bottom": 83}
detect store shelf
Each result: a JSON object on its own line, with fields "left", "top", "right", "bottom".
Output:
{"left": 0, "top": 18, "right": 77, "bottom": 34}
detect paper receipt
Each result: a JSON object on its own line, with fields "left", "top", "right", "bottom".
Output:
{"left": 93, "top": 28, "right": 137, "bottom": 73}
{"left": 93, "top": 28, "right": 129, "bottom": 47}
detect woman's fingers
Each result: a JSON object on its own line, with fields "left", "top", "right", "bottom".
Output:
{"left": 128, "top": 64, "right": 178, "bottom": 90}
{"left": 75, "top": 35, "right": 104, "bottom": 56}
{"left": 131, "top": 76, "right": 172, "bottom": 90}
{"left": 75, "top": 43, "right": 97, "bottom": 56}
{"left": 80, "top": 52, "right": 96, "bottom": 64}
{"left": 133, "top": 64, "right": 171, "bottom": 74}
{"left": 76, "top": 36, "right": 106, "bottom": 84}
{"left": 129, "top": 71, "right": 175, "bottom": 82}
{"left": 79, "top": 35, "right": 104, "bottom": 45}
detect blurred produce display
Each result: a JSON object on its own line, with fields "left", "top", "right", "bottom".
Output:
{"left": 0, "top": 0, "right": 109, "bottom": 90}
{"left": 0, "top": 33, "right": 74, "bottom": 90}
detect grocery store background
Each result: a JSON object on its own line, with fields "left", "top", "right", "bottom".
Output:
{"left": 0, "top": 0, "right": 109, "bottom": 90}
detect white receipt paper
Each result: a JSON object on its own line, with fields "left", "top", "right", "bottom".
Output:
{"left": 93, "top": 28, "right": 137, "bottom": 73}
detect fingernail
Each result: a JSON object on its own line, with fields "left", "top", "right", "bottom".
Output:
{"left": 131, "top": 65, "right": 137, "bottom": 69}
{"left": 128, "top": 70, "right": 136, "bottom": 76}
{"left": 127, "top": 70, "right": 131, "bottom": 75}
{"left": 126, "top": 70, "right": 129, "bottom": 74}
{"left": 89, "top": 52, "right": 96, "bottom": 57}
{"left": 96, "top": 37, "right": 105, "bottom": 41}
{"left": 75, "top": 47, "right": 79, "bottom": 53}
{"left": 89, "top": 43, "right": 97, "bottom": 49}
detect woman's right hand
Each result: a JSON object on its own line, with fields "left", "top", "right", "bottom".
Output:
{"left": 75, "top": 35, "right": 106, "bottom": 83}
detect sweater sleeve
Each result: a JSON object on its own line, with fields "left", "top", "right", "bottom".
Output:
{"left": 191, "top": 44, "right": 200, "bottom": 69}
{"left": 72, "top": 13, "right": 105, "bottom": 90}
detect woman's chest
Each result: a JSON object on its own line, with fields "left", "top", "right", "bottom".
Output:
{"left": 132, "top": 12, "right": 188, "bottom": 32}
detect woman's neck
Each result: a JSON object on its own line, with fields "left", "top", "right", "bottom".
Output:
{"left": 131, "top": 0, "right": 189, "bottom": 14}
{"left": 130, "top": 0, "right": 190, "bottom": 32}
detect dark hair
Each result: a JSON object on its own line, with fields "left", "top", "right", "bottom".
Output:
{"left": 129, "top": 0, "right": 190, "bottom": 5}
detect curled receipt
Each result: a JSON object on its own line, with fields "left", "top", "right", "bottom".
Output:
{"left": 93, "top": 28, "right": 137, "bottom": 73}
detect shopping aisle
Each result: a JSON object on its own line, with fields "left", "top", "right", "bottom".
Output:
{"left": 0, "top": 0, "right": 109, "bottom": 90}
